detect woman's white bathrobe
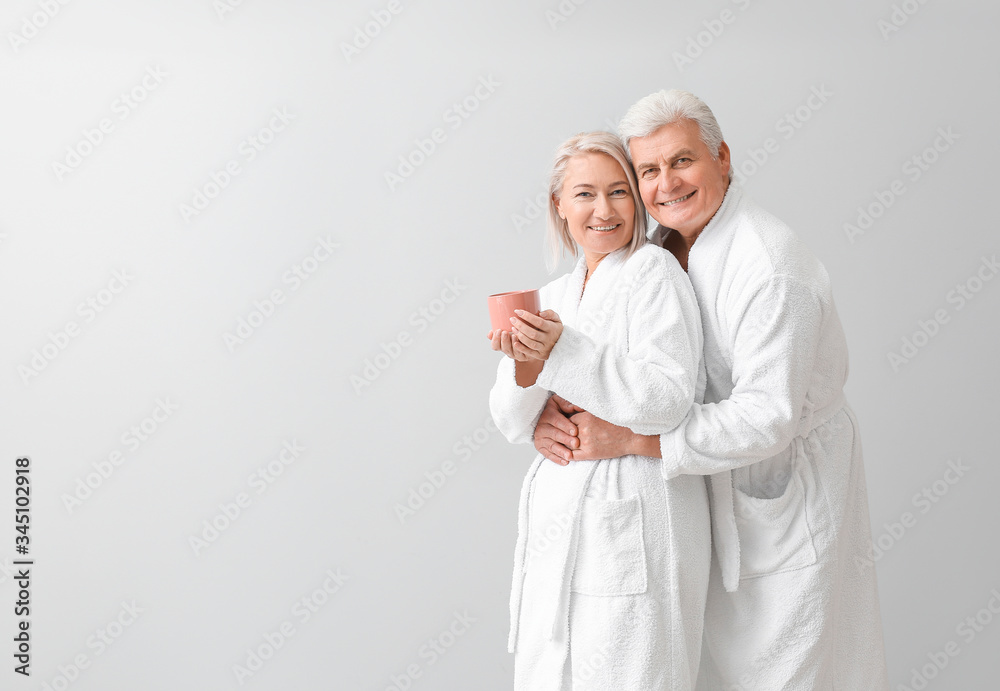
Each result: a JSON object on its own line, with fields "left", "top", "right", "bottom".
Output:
{"left": 649, "top": 182, "right": 889, "bottom": 690}
{"left": 490, "top": 243, "right": 712, "bottom": 691}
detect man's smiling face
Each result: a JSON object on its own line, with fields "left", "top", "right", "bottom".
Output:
{"left": 628, "top": 118, "right": 731, "bottom": 239}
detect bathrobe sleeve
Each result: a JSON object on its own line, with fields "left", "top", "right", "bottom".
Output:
{"left": 488, "top": 279, "right": 565, "bottom": 445}
{"left": 489, "top": 356, "right": 553, "bottom": 445}
{"left": 659, "top": 274, "right": 826, "bottom": 479}
{"left": 534, "top": 257, "right": 701, "bottom": 436}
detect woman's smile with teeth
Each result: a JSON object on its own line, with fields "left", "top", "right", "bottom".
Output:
{"left": 590, "top": 223, "right": 620, "bottom": 231}
{"left": 662, "top": 191, "right": 695, "bottom": 206}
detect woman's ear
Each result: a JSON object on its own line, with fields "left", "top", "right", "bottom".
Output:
{"left": 552, "top": 193, "right": 565, "bottom": 220}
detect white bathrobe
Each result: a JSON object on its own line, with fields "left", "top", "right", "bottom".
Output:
{"left": 490, "top": 242, "right": 712, "bottom": 690}
{"left": 649, "top": 182, "right": 889, "bottom": 690}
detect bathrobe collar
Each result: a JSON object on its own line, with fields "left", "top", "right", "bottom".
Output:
{"left": 562, "top": 244, "right": 632, "bottom": 322}
{"left": 650, "top": 179, "right": 744, "bottom": 275}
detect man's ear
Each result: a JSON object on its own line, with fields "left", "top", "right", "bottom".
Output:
{"left": 717, "top": 140, "right": 731, "bottom": 177}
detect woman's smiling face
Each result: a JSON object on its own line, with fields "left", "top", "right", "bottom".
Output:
{"left": 554, "top": 152, "right": 635, "bottom": 265}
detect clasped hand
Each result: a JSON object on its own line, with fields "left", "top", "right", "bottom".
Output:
{"left": 532, "top": 394, "right": 635, "bottom": 466}
{"left": 488, "top": 313, "right": 634, "bottom": 466}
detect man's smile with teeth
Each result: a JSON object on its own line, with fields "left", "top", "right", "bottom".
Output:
{"left": 661, "top": 191, "right": 695, "bottom": 206}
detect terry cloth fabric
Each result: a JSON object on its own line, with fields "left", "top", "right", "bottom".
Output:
{"left": 490, "top": 242, "right": 711, "bottom": 690}
{"left": 651, "top": 182, "right": 890, "bottom": 689}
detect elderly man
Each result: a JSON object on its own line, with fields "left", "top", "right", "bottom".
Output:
{"left": 533, "top": 90, "right": 889, "bottom": 689}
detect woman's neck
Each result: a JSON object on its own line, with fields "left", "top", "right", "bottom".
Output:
{"left": 582, "top": 249, "right": 614, "bottom": 289}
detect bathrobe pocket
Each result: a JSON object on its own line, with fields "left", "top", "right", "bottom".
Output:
{"left": 571, "top": 495, "right": 648, "bottom": 596}
{"left": 733, "top": 460, "right": 817, "bottom": 579}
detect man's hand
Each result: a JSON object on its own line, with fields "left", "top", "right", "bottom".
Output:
{"left": 533, "top": 395, "right": 660, "bottom": 464}
{"left": 533, "top": 395, "right": 583, "bottom": 466}
{"left": 567, "top": 411, "right": 648, "bottom": 461}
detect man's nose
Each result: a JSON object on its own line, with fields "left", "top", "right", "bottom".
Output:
{"left": 658, "top": 169, "right": 680, "bottom": 194}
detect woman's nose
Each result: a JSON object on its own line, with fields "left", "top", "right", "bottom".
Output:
{"left": 594, "top": 194, "right": 613, "bottom": 219}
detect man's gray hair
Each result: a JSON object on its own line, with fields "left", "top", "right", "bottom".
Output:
{"left": 618, "top": 89, "right": 726, "bottom": 159}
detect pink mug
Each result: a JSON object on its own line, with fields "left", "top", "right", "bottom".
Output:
{"left": 488, "top": 289, "right": 540, "bottom": 333}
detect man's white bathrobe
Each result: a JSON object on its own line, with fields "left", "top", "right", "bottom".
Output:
{"left": 649, "top": 182, "right": 889, "bottom": 689}
{"left": 490, "top": 243, "right": 712, "bottom": 690}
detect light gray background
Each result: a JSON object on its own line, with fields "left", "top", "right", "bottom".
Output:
{"left": 1, "top": 1, "right": 997, "bottom": 689}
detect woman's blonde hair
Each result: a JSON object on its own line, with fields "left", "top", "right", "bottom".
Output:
{"left": 545, "top": 131, "right": 647, "bottom": 272}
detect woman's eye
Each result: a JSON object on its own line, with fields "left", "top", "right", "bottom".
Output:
{"left": 611, "top": 189, "right": 627, "bottom": 196}
{"left": 576, "top": 191, "right": 592, "bottom": 198}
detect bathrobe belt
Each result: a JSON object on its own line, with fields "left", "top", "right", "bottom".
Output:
{"left": 507, "top": 394, "right": 850, "bottom": 652}
{"left": 711, "top": 391, "right": 848, "bottom": 593}
{"left": 508, "top": 458, "right": 601, "bottom": 654}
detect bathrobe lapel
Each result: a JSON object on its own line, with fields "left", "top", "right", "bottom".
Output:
{"left": 508, "top": 246, "right": 636, "bottom": 654}
{"left": 558, "top": 246, "right": 629, "bottom": 325}
{"left": 654, "top": 189, "right": 744, "bottom": 592}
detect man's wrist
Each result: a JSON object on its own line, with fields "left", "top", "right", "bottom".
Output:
{"left": 633, "top": 433, "right": 661, "bottom": 459}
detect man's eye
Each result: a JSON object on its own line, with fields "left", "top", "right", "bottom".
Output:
{"left": 642, "top": 169, "right": 657, "bottom": 178}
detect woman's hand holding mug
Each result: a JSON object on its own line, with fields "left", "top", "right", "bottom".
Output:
{"left": 488, "top": 328, "right": 533, "bottom": 361}
{"left": 509, "top": 309, "right": 563, "bottom": 361}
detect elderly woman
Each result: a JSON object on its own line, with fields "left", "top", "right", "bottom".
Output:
{"left": 488, "top": 132, "right": 710, "bottom": 690}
